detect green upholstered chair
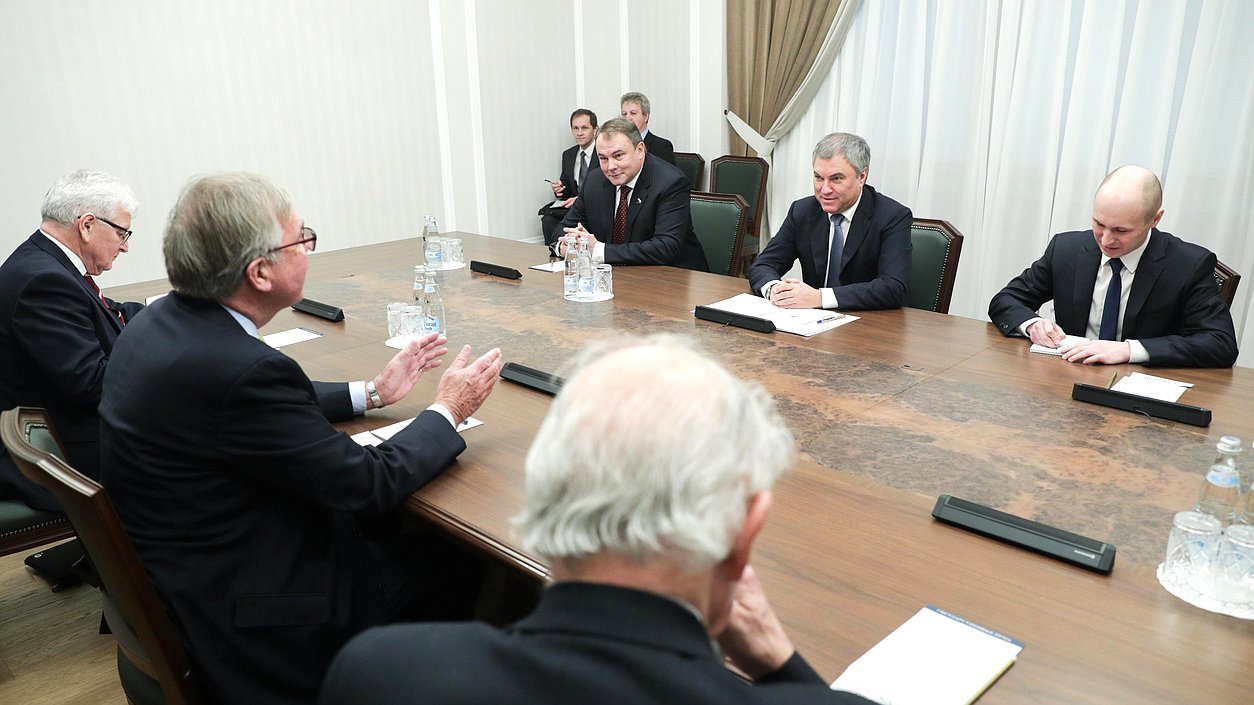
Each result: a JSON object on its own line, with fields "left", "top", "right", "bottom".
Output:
{"left": 1214, "top": 260, "right": 1240, "bottom": 309}
{"left": 673, "top": 152, "right": 705, "bottom": 191}
{"left": 710, "top": 155, "right": 769, "bottom": 277}
{"left": 1, "top": 407, "right": 209, "bottom": 705}
{"left": 690, "top": 192, "right": 749, "bottom": 277}
{"left": 0, "top": 419, "right": 73, "bottom": 557}
{"left": 908, "top": 218, "right": 964, "bottom": 314}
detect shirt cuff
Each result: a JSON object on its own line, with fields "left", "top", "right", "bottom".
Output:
{"left": 821, "top": 287, "right": 838, "bottom": 310}
{"left": 349, "top": 381, "right": 367, "bottom": 415}
{"left": 426, "top": 403, "right": 457, "bottom": 429}
{"left": 593, "top": 242, "right": 606, "bottom": 264}
{"left": 1019, "top": 316, "right": 1044, "bottom": 337}
{"left": 1127, "top": 340, "right": 1149, "bottom": 363}
{"left": 761, "top": 279, "right": 781, "bottom": 299}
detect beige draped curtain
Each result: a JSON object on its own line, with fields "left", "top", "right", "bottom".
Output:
{"left": 726, "top": 0, "right": 849, "bottom": 157}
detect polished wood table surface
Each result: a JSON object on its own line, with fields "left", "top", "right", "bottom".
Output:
{"left": 110, "top": 233, "right": 1254, "bottom": 703}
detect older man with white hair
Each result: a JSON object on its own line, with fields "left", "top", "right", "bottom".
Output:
{"left": 320, "top": 335, "right": 873, "bottom": 705}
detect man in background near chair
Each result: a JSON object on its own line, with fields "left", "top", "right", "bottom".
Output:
{"left": 621, "top": 91, "right": 676, "bottom": 166}
{"left": 749, "top": 133, "right": 912, "bottom": 311}
{"left": 553, "top": 118, "right": 707, "bottom": 271}
{"left": 320, "top": 335, "right": 873, "bottom": 705}
{"left": 0, "top": 169, "right": 143, "bottom": 513}
{"left": 100, "top": 172, "right": 503, "bottom": 705}
{"left": 541, "top": 108, "right": 600, "bottom": 246}
{"left": 989, "top": 165, "right": 1237, "bottom": 368}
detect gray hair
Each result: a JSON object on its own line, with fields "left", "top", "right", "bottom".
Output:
{"left": 620, "top": 91, "right": 651, "bottom": 116}
{"left": 516, "top": 335, "right": 795, "bottom": 570}
{"left": 813, "top": 132, "right": 871, "bottom": 175}
{"left": 597, "top": 118, "right": 643, "bottom": 148}
{"left": 40, "top": 169, "right": 139, "bottom": 225}
{"left": 163, "top": 172, "right": 293, "bottom": 301}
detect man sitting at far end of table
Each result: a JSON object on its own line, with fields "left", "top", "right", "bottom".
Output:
{"left": 320, "top": 335, "right": 874, "bottom": 705}
{"left": 553, "top": 118, "right": 708, "bottom": 272}
{"left": 988, "top": 165, "right": 1237, "bottom": 367}
{"left": 749, "top": 132, "right": 912, "bottom": 311}
{"left": 100, "top": 172, "right": 503, "bottom": 705}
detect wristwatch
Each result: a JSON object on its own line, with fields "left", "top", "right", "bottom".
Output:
{"left": 366, "top": 380, "right": 384, "bottom": 409}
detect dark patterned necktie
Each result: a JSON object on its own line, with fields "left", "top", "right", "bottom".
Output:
{"left": 1099, "top": 258, "right": 1124, "bottom": 340}
{"left": 578, "top": 152, "right": 588, "bottom": 189}
{"left": 85, "top": 275, "right": 124, "bottom": 324}
{"left": 612, "top": 186, "right": 632, "bottom": 245}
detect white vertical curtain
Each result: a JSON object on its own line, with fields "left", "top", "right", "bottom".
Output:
{"left": 768, "top": 0, "right": 1254, "bottom": 367}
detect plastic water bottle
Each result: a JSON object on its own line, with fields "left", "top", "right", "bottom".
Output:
{"left": 424, "top": 216, "right": 444, "bottom": 268}
{"left": 563, "top": 234, "right": 578, "bottom": 297}
{"left": 576, "top": 236, "right": 594, "bottom": 297}
{"left": 1195, "top": 436, "right": 1243, "bottom": 525}
{"left": 423, "top": 277, "right": 445, "bottom": 335}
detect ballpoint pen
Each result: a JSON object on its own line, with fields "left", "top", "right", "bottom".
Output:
{"left": 816, "top": 314, "right": 844, "bottom": 324}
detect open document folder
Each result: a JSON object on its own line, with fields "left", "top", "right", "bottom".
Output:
{"left": 830, "top": 606, "right": 1023, "bottom": 705}
{"left": 702, "top": 294, "right": 858, "bottom": 337}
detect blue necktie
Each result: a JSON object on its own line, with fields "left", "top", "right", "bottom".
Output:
{"left": 1099, "top": 258, "right": 1124, "bottom": 340}
{"left": 825, "top": 214, "right": 845, "bottom": 288}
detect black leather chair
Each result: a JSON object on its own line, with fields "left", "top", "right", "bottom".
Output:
{"left": 0, "top": 419, "right": 74, "bottom": 557}
{"left": 1, "top": 407, "right": 208, "bottom": 705}
{"left": 1214, "top": 260, "right": 1240, "bottom": 309}
{"left": 907, "top": 218, "right": 964, "bottom": 314}
{"left": 673, "top": 151, "right": 706, "bottom": 191}
{"left": 710, "top": 155, "right": 769, "bottom": 277}
{"left": 690, "top": 192, "right": 749, "bottom": 277}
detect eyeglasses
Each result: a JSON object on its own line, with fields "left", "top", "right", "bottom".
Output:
{"left": 269, "top": 226, "right": 317, "bottom": 254}
{"left": 85, "top": 214, "right": 133, "bottom": 242}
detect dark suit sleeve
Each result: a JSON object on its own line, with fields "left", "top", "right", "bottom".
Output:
{"left": 1138, "top": 252, "right": 1238, "bottom": 368}
{"left": 311, "top": 381, "right": 355, "bottom": 422}
{"left": 559, "top": 148, "right": 578, "bottom": 198}
{"left": 109, "top": 298, "right": 146, "bottom": 324}
{"left": 650, "top": 136, "right": 676, "bottom": 166}
{"left": 832, "top": 205, "right": 913, "bottom": 310}
{"left": 220, "top": 355, "right": 465, "bottom": 514}
{"left": 604, "top": 174, "right": 692, "bottom": 266}
{"left": 989, "top": 236, "right": 1061, "bottom": 337}
{"left": 9, "top": 271, "right": 109, "bottom": 403}
{"left": 748, "top": 203, "right": 803, "bottom": 296}
{"left": 555, "top": 191, "right": 590, "bottom": 244}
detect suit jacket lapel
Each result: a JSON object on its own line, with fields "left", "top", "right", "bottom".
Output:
{"left": 625, "top": 158, "right": 651, "bottom": 241}
{"left": 30, "top": 231, "right": 124, "bottom": 333}
{"left": 807, "top": 200, "right": 830, "bottom": 279}
{"left": 1068, "top": 240, "right": 1102, "bottom": 335}
{"left": 840, "top": 187, "right": 878, "bottom": 277}
{"left": 1122, "top": 229, "right": 1166, "bottom": 339}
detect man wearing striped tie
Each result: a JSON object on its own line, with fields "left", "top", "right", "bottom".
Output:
{"left": 541, "top": 108, "right": 599, "bottom": 246}
{"left": 989, "top": 166, "right": 1238, "bottom": 368}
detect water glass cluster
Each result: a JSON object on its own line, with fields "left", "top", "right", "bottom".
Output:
{"left": 562, "top": 234, "right": 612, "bottom": 300}
{"left": 1161, "top": 436, "right": 1254, "bottom": 612}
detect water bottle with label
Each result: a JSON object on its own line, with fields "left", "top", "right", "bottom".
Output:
{"left": 1195, "top": 435, "right": 1243, "bottom": 525}
{"left": 412, "top": 265, "right": 427, "bottom": 305}
{"left": 423, "top": 277, "right": 445, "bottom": 335}
{"left": 563, "top": 234, "right": 578, "bottom": 297}
{"left": 424, "top": 216, "right": 444, "bottom": 269}
{"left": 576, "top": 236, "right": 594, "bottom": 297}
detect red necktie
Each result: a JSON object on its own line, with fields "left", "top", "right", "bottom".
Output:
{"left": 612, "top": 186, "right": 632, "bottom": 245}
{"left": 85, "top": 275, "right": 125, "bottom": 325}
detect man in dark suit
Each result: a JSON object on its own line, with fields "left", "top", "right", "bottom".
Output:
{"left": 540, "top": 108, "right": 599, "bottom": 245}
{"left": 0, "top": 169, "right": 143, "bottom": 512}
{"left": 553, "top": 118, "right": 707, "bottom": 271}
{"left": 621, "top": 91, "right": 677, "bottom": 166}
{"left": 749, "top": 132, "right": 912, "bottom": 311}
{"left": 320, "top": 337, "right": 872, "bottom": 705}
{"left": 99, "top": 172, "right": 503, "bottom": 705}
{"left": 989, "top": 166, "right": 1237, "bottom": 367}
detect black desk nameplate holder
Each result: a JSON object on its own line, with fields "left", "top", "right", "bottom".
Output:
{"left": 932, "top": 494, "right": 1116, "bottom": 574}
{"left": 470, "top": 260, "right": 522, "bottom": 280}
{"left": 694, "top": 305, "right": 775, "bottom": 333}
{"left": 501, "top": 362, "right": 564, "bottom": 396}
{"left": 1071, "top": 382, "right": 1211, "bottom": 427}
{"left": 292, "top": 298, "right": 344, "bottom": 322}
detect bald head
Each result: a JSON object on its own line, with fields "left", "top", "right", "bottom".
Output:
{"left": 1091, "top": 166, "right": 1164, "bottom": 258}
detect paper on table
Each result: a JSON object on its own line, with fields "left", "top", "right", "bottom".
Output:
{"left": 1029, "top": 335, "right": 1088, "bottom": 356}
{"left": 703, "top": 294, "right": 858, "bottom": 337}
{"left": 144, "top": 292, "right": 169, "bottom": 305}
{"left": 366, "top": 415, "right": 484, "bottom": 443}
{"left": 529, "top": 261, "right": 565, "bottom": 272}
{"left": 263, "top": 327, "right": 324, "bottom": 349}
{"left": 831, "top": 606, "right": 1022, "bottom": 705}
{"left": 350, "top": 431, "right": 383, "bottom": 447}
{"left": 1111, "top": 372, "right": 1191, "bottom": 402}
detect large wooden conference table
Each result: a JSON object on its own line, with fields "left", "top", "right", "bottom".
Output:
{"left": 113, "top": 232, "right": 1252, "bottom": 703}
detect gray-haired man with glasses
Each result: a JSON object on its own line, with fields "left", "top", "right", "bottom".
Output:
{"left": 0, "top": 169, "right": 145, "bottom": 513}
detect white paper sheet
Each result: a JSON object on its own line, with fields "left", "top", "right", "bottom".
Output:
{"left": 263, "top": 327, "right": 324, "bottom": 349}
{"left": 357, "top": 416, "right": 485, "bottom": 445}
{"left": 831, "top": 606, "right": 1022, "bottom": 705}
{"left": 529, "top": 261, "right": 565, "bottom": 272}
{"left": 702, "top": 294, "right": 858, "bottom": 337}
{"left": 1111, "top": 372, "right": 1192, "bottom": 402}
{"left": 1029, "top": 335, "right": 1089, "bottom": 356}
